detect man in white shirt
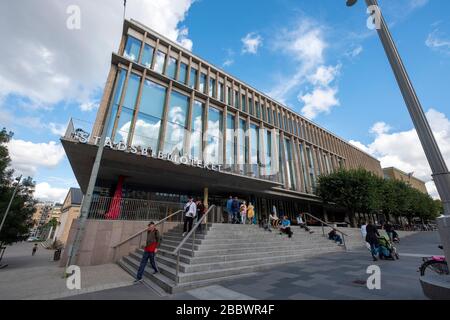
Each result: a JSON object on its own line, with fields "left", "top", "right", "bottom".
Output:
{"left": 360, "top": 220, "right": 370, "bottom": 250}
{"left": 182, "top": 197, "right": 197, "bottom": 237}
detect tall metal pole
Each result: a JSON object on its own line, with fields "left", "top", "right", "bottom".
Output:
{"left": 350, "top": 0, "right": 450, "bottom": 262}
{"left": 0, "top": 175, "right": 22, "bottom": 235}
{"left": 65, "top": 85, "right": 117, "bottom": 270}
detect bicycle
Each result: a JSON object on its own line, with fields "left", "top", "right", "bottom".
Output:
{"left": 419, "top": 245, "right": 449, "bottom": 276}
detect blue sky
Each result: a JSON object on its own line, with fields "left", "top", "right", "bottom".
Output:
{"left": 0, "top": 0, "right": 449, "bottom": 201}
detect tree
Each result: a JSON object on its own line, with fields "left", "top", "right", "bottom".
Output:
{"left": 317, "top": 168, "right": 382, "bottom": 226}
{"left": 0, "top": 128, "right": 36, "bottom": 247}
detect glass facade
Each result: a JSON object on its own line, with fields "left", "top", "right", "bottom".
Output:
{"left": 226, "top": 113, "right": 235, "bottom": 167}
{"left": 153, "top": 51, "right": 166, "bottom": 74}
{"left": 190, "top": 100, "right": 204, "bottom": 159}
{"left": 189, "top": 68, "right": 197, "bottom": 89}
{"left": 114, "top": 73, "right": 141, "bottom": 143}
{"left": 178, "top": 63, "right": 188, "bottom": 84}
{"left": 249, "top": 123, "right": 260, "bottom": 177}
{"left": 284, "top": 138, "right": 297, "bottom": 190}
{"left": 264, "top": 130, "right": 272, "bottom": 177}
{"left": 166, "top": 57, "right": 177, "bottom": 79}
{"left": 209, "top": 78, "right": 216, "bottom": 98}
{"left": 199, "top": 73, "right": 207, "bottom": 94}
{"left": 238, "top": 118, "right": 247, "bottom": 174}
{"left": 132, "top": 79, "right": 167, "bottom": 153}
{"left": 141, "top": 44, "right": 154, "bottom": 68}
{"left": 107, "top": 68, "right": 127, "bottom": 138}
{"left": 163, "top": 90, "right": 189, "bottom": 156}
{"left": 124, "top": 36, "right": 141, "bottom": 62}
{"left": 205, "top": 106, "right": 223, "bottom": 164}
{"left": 98, "top": 27, "right": 382, "bottom": 202}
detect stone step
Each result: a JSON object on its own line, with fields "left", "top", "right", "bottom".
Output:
{"left": 134, "top": 246, "right": 343, "bottom": 273}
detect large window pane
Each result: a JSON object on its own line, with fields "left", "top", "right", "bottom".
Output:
{"left": 123, "top": 73, "right": 141, "bottom": 110}
{"left": 241, "top": 94, "right": 247, "bottom": 113}
{"left": 139, "top": 80, "right": 166, "bottom": 119}
{"left": 164, "top": 91, "right": 189, "bottom": 156}
{"left": 166, "top": 57, "right": 177, "bottom": 79}
{"left": 234, "top": 90, "right": 239, "bottom": 109}
{"left": 249, "top": 124, "right": 260, "bottom": 177}
{"left": 114, "top": 107, "right": 133, "bottom": 143}
{"left": 190, "top": 101, "right": 204, "bottom": 159}
{"left": 306, "top": 147, "right": 316, "bottom": 191}
{"left": 249, "top": 97, "right": 254, "bottom": 115}
{"left": 205, "top": 106, "right": 223, "bottom": 164}
{"left": 141, "top": 44, "right": 154, "bottom": 68}
{"left": 218, "top": 82, "right": 224, "bottom": 102}
{"left": 107, "top": 69, "right": 127, "bottom": 138}
{"left": 284, "top": 138, "right": 297, "bottom": 190}
{"left": 299, "top": 143, "right": 309, "bottom": 192}
{"left": 153, "top": 51, "right": 166, "bottom": 73}
{"left": 178, "top": 63, "right": 188, "bottom": 84}
{"left": 199, "top": 73, "right": 207, "bottom": 94}
{"left": 226, "top": 113, "right": 235, "bottom": 167}
{"left": 227, "top": 87, "right": 232, "bottom": 105}
{"left": 189, "top": 68, "right": 197, "bottom": 89}
{"left": 124, "top": 36, "right": 141, "bottom": 62}
{"left": 209, "top": 78, "right": 216, "bottom": 98}
{"left": 238, "top": 118, "right": 247, "bottom": 174}
{"left": 132, "top": 113, "right": 161, "bottom": 154}
{"left": 263, "top": 130, "right": 272, "bottom": 177}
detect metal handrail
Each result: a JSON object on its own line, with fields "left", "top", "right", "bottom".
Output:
{"left": 172, "top": 205, "right": 216, "bottom": 281}
{"left": 303, "top": 212, "right": 349, "bottom": 250}
{"left": 112, "top": 209, "right": 183, "bottom": 261}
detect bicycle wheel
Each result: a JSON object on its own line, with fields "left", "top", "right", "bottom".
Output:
{"left": 420, "top": 260, "right": 449, "bottom": 276}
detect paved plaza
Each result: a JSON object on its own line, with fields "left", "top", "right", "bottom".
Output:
{"left": 64, "top": 231, "right": 442, "bottom": 300}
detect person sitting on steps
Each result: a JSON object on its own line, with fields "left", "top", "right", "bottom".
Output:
{"left": 280, "top": 216, "right": 293, "bottom": 238}
{"left": 297, "top": 213, "right": 314, "bottom": 234}
{"left": 328, "top": 229, "right": 343, "bottom": 246}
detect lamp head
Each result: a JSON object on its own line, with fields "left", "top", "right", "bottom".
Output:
{"left": 346, "top": 0, "right": 358, "bottom": 6}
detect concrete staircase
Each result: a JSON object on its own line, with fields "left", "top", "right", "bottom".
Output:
{"left": 118, "top": 223, "right": 347, "bottom": 294}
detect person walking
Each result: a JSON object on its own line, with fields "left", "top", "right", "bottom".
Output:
{"left": 134, "top": 222, "right": 161, "bottom": 283}
{"left": 231, "top": 197, "right": 240, "bottom": 224}
{"left": 226, "top": 196, "right": 233, "bottom": 224}
{"left": 240, "top": 201, "right": 247, "bottom": 225}
{"left": 196, "top": 199, "right": 206, "bottom": 233}
{"left": 182, "top": 196, "right": 197, "bottom": 237}
{"left": 32, "top": 243, "right": 38, "bottom": 256}
{"left": 366, "top": 221, "right": 381, "bottom": 261}
{"left": 247, "top": 202, "right": 255, "bottom": 225}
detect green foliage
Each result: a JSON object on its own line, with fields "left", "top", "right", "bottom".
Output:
{"left": 0, "top": 128, "right": 37, "bottom": 246}
{"left": 317, "top": 168, "right": 442, "bottom": 223}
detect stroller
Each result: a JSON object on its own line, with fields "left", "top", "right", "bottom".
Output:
{"left": 377, "top": 235, "right": 399, "bottom": 260}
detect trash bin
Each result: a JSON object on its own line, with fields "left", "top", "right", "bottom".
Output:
{"left": 53, "top": 248, "right": 62, "bottom": 261}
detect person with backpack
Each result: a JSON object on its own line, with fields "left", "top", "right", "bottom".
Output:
{"left": 196, "top": 199, "right": 206, "bottom": 234}
{"left": 226, "top": 196, "right": 233, "bottom": 223}
{"left": 182, "top": 197, "right": 197, "bottom": 237}
{"left": 134, "top": 222, "right": 161, "bottom": 283}
{"left": 231, "top": 197, "right": 240, "bottom": 224}
{"left": 366, "top": 221, "right": 381, "bottom": 261}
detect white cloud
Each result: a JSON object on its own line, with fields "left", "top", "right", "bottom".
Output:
{"left": 269, "top": 18, "right": 340, "bottom": 119}
{"left": 350, "top": 109, "right": 450, "bottom": 199}
{"left": 299, "top": 87, "right": 340, "bottom": 119}
{"left": 241, "top": 33, "right": 263, "bottom": 54}
{"left": 426, "top": 29, "right": 450, "bottom": 54}
{"left": 346, "top": 45, "right": 363, "bottom": 59}
{"left": 308, "top": 65, "right": 341, "bottom": 87}
{"left": 370, "top": 122, "right": 392, "bottom": 135}
{"left": 0, "top": 0, "right": 195, "bottom": 107}
{"left": 222, "top": 59, "right": 234, "bottom": 68}
{"left": 48, "top": 123, "right": 67, "bottom": 136}
{"left": 34, "top": 182, "right": 68, "bottom": 203}
{"left": 80, "top": 101, "right": 99, "bottom": 112}
{"left": 7, "top": 139, "right": 66, "bottom": 177}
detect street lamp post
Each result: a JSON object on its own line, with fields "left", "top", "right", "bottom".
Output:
{"left": 0, "top": 175, "right": 23, "bottom": 235}
{"left": 346, "top": 0, "right": 450, "bottom": 264}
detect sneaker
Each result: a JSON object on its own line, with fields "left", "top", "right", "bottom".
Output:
{"left": 182, "top": 232, "right": 186, "bottom": 237}
{"left": 153, "top": 270, "right": 159, "bottom": 274}
{"left": 372, "top": 257, "right": 378, "bottom": 261}
{"left": 133, "top": 279, "right": 143, "bottom": 284}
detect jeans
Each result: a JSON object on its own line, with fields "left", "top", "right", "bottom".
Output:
{"left": 281, "top": 227, "right": 293, "bottom": 238}
{"left": 183, "top": 216, "right": 194, "bottom": 233}
{"left": 241, "top": 214, "right": 246, "bottom": 224}
{"left": 136, "top": 251, "right": 158, "bottom": 280}
{"left": 369, "top": 242, "right": 379, "bottom": 257}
